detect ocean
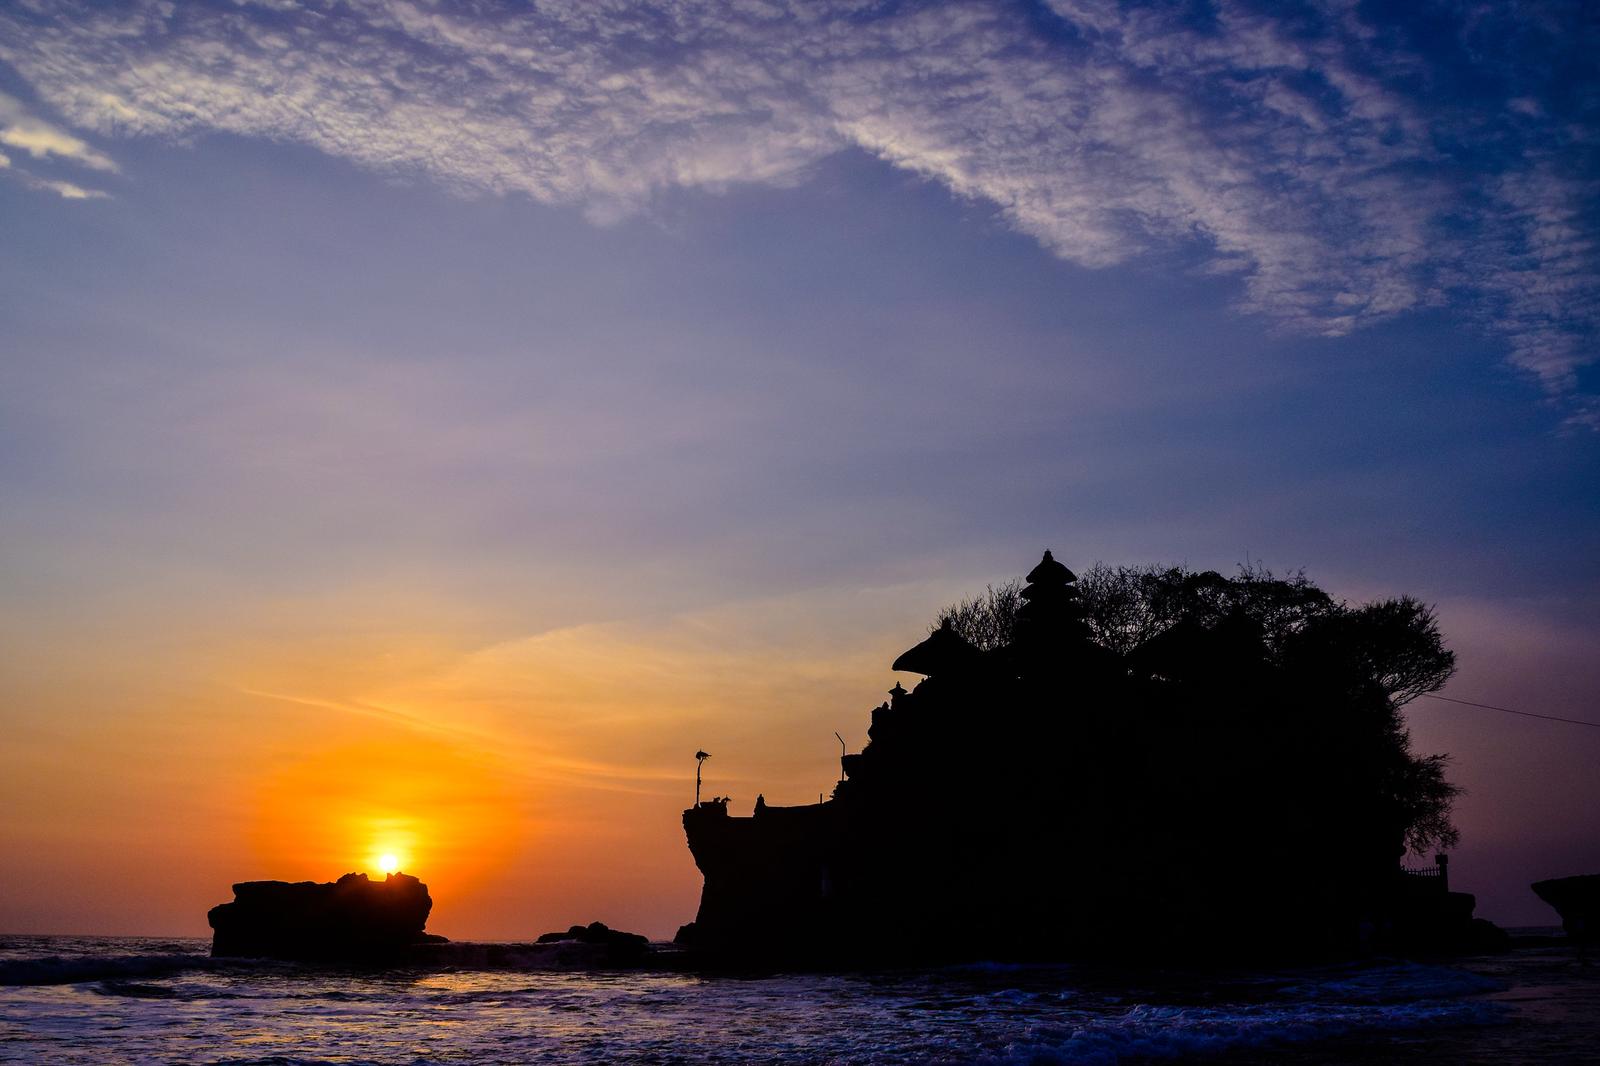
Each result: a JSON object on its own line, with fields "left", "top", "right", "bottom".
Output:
{"left": 0, "top": 933, "right": 1593, "bottom": 1064}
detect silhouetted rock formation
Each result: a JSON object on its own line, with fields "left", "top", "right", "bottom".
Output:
{"left": 681, "top": 551, "right": 1496, "bottom": 965}
{"left": 1533, "top": 874, "right": 1599, "bottom": 944}
{"left": 208, "top": 872, "right": 438, "bottom": 961}
{"left": 1388, "top": 856, "right": 1507, "bottom": 954}
{"left": 535, "top": 921, "right": 651, "bottom": 964}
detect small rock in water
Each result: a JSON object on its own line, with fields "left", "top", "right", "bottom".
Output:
{"left": 536, "top": 921, "right": 650, "bottom": 962}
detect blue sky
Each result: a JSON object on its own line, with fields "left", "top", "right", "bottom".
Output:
{"left": 1, "top": 0, "right": 1597, "bottom": 935}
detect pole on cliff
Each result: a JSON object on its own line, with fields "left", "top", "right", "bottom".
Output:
{"left": 695, "top": 750, "right": 710, "bottom": 806}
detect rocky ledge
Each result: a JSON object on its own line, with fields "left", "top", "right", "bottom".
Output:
{"left": 208, "top": 872, "right": 443, "bottom": 961}
{"left": 1532, "top": 874, "right": 1599, "bottom": 945}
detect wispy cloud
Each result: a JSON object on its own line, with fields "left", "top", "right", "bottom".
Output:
{"left": 0, "top": 91, "right": 114, "bottom": 197}
{"left": 0, "top": 0, "right": 1593, "bottom": 401}
{"left": 0, "top": 91, "right": 115, "bottom": 170}
{"left": 29, "top": 175, "right": 109, "bottom": 199}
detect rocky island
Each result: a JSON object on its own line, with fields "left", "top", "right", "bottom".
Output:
{"left": 679, "top": 552, "right": 1504, "bottom": 964}
{"left": 208, "top": 872, "right": 441, "bottom": 961}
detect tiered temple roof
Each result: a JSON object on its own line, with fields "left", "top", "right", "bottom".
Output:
{"left": 890, "top": 617, "right": 983, "bottom": 676}
{"left": 1015, "top": 549, "right": 1091, "bottom": 656}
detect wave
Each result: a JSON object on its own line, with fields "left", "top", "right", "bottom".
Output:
{"left": 0, "top": 941, "right": 669, "bottom": 987}
{"left": 992, "top": 997, "right": 1507, "bottom": 1065}
{"left": 413, "top": 939, "right": 690, "bottom": 971}
{"left": 0, "top": 939, "right": 1528, "bottom": 1064}
{"left": 94, "top": 980, "right": 183, "bottom": 999}
{"left": 0, "top": 942, "right": 644, "bottom": 987}
{"left": 0, "top": 952, "right": 215, "bottom": 986}
{"left": 1280, "top": 960, "right": 1505, "bottom": 1004}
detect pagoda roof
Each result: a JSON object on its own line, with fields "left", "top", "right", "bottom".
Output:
{"left": 891, "top": 618, "right": 983, "bottom": 676}
{"left": 1025, "top": 550, "right": 1076, "bottom": 586}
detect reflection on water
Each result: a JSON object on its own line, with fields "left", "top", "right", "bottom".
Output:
{"left": 0, "top": 935, "right": 1592, "bottom": 1064}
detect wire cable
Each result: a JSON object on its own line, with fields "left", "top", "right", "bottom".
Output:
{"left": 1417, "top": 692, "right": 1600, "bottom": 729}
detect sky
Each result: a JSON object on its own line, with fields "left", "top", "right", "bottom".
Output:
{"left": 0, "top": 0, "right": 1596, "bottom": 940}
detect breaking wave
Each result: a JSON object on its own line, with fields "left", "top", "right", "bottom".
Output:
{"left": 0, "top": 952, "right": 214, "bottom": 987}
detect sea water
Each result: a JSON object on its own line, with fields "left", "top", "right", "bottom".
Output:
{"left": 0, "top": 933, "right": 1590, "bottom": 1064}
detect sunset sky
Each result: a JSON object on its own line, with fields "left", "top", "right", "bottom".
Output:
{"left": 2, "top": 0, "right": 1597, "bottom": 940}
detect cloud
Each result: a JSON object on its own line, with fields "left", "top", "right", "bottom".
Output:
{"left": 0, "top": 91, "right": 116, "bottom": 171}
{"left": 0, "top": 161, "right": 109, "bottom": 199}
{"left": 35, "top": 175, "right": 109, "bottom": 199}
{"left": 0, "top": 91, "right": 114, "bottom": 198}
{"left": 0, "top": 0, "right": 1593, "bottom": 401}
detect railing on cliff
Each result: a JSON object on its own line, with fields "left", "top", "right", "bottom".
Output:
{"left": 1401, "top": 853, "right": 1450, "bottom": 892}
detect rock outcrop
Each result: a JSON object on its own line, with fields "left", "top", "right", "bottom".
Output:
{"left": 679, "top": 551, "right": 1499, "bottom": 965}
{"left": 1386, "top": 876, "right": 1508, "bottom": 954}
{"left": 208, "top": 872, "right": 438, "bottom": 961}
{"left": 534, "top": 921, "right": 651, "bottom": 964}
{"left": 1532, "top": 874, "right": 1599, "bottom": 944}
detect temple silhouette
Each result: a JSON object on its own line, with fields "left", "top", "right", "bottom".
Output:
{"left": 678, "top": 552, "right": 1504, "bottom": 963}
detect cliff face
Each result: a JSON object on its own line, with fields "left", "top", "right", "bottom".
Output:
{"left": 678, "top": 554, "right": 1490, "bottom": 964}
{"left": 208, "top": 872, "right": 435, "bottom": 961}
{"left": 681, "top": 801, "right": 840, "bottom": 952}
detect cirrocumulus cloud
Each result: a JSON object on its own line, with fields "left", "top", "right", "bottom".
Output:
{"left": 2, "top": 0, "right": 1594, "bottom": 410}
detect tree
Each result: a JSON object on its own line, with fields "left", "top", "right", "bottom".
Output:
{"left": 1299, "top": 596, "right": 1456, "bottom": 709}
{"left": 1075, "top": 562, "right": 1337, "bottom": 656}
{"left": 936, "top": 580, "right": 1023, "bottom": 652}
{"left": 934, "top": 559, "right": 1462, "bottom": 856}
{"left": 1393, "top": 752, "right": 1463, "bottom": 853}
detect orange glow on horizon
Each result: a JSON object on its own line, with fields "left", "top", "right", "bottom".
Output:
{"left": 0, "top": 585, "right": 935, "bottom": 939}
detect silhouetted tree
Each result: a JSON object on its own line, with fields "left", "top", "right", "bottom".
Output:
{"left": 934, "top": 560, "right": 1461, "bottom": 856}
{"left": 1076, "top": 562, "right": 1337, "bottom": 656}
{"left": 944, "top": 563, "right": 1344, "bottom": 657}
{"left": 1394, "top": 753, "right": 1463, "bottom": 852}
{"left": 936, "top": 580, "right": 1023, "bottom": 652}
{"left": 1297, "top": 596, "right": 1456, "bottom": 709}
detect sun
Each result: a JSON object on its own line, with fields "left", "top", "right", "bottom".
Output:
{"left": 377, "top": 853, "right": 400, "bottom": 874}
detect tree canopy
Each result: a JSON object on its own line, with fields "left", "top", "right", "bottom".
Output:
{"left": 936, "top": 562, "right": 1461, "bottom": 854}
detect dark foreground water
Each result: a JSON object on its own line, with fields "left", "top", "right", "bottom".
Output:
{"left": 0, "top": 933, "right": 1593, "bottom": 1064}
